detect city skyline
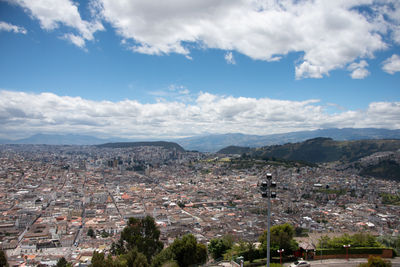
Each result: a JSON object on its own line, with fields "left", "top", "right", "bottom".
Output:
{"left": 1, "top": 0, "right": 400, "bottom": 139}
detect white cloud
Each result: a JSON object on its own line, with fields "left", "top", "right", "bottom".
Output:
{"left": 382, "top": 54, "right": 400, "bottom": 74}
{"left": 9, "top": 0, "right": 400, "bottom": 77}
{"left": 62, "top": 33, "right": 86, "bottom": 48}
{"left": 14, "top": 0, "right": 103, "bottom": 48}
{"left": 224, "top": 52, "right": 236, "bottom": 65}
{"left": 96, "top": 0, "right": 393, "bottom": 78}
{"left": 1, "top": 90, "right": 399, "bottom": 139}
{"left": 348, "top": 60, "right": 370, "bottom": 79}
{"left": 0, "top": 21, "right": 27, "bottom": 34}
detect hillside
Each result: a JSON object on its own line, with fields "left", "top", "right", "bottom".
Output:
{"left": 219, "top": 138, "right": 400, "bottom": 164}
{"left": 252, "top": 138, "right": 400, "bottom": 163}
{"left": 97, "top": 141, "right": 185, "bottom": 152}
{"left": 217, "top": 145, "right": 252, "bottom": 155}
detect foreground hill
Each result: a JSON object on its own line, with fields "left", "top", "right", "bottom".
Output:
{"left": 97, "top": 141, "right": 185, "bottom": 152}
{"left": 220, "top": 137, "right": 400, "bottom": 163}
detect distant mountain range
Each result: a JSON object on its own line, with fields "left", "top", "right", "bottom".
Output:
{"left": 0, "top": 133, "right": 126, "bottom": 145}
{"left": 177, "top": 128, "right": 400, "bottom": 152}
{"left": 1, "top": 128, "right": 400, "bottom": 151}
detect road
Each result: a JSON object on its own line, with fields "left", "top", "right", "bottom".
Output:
{"left": 283, "top": 258, "right": 400, "bottom": 267}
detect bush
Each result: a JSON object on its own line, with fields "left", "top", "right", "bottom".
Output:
{"left": 358, "top": 255, "right": 391, "bottom": 267}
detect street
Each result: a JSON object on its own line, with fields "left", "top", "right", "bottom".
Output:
{"left": 283, "top": 258, "right": 400, "bottom": 267}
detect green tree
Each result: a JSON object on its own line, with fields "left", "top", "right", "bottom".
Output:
{"left": 56, "top": 257, "right": 72, "bottom": 267}
{"left": 318, "top": 233, "right": 382, "bottom": 249}
{"left": 90, "top": 251, "right": 107, "bottom": 267}
{"left": 123, "top": 247, "right": 149, "bottom": 267}
{"left": 152, "top": 234, "right": 207, "bottom": 267}
{"left": 223, "top": 241, "right": 249, "bottom": 261}
{"left": 120, "top": 216, "right": 163, "bottom": 262}
{"left": 208, "top": 238, "right": 231, "bottom": 260}
{"left": 87, "top": 227, "right": 95, "bottom": 238}
{"left": 151, "top": 248, "right": 176, "bottom": 267}
{"left": 358, "top": 255, "right": 392, "bottom": 267}
{"left": 377, "top": 235, "right": 400, "bottom": 256}
{"left": 259, "top": 223, "right": 298, "bottom": 256}
{"left": 195, "top": 243, "right": 207, "bottom": 265}
{"left": 0, "top": 250, "right": 8, "bottom": 267}
{"left": 169, "top": 234, "right": 206, "bottom": 267}
{"left": 110, "top": 239, "right": 126, "bottom": 256}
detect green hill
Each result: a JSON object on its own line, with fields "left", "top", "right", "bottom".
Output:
{"left": 245, "top": 137, "right": 400, "bottom": 163}
{"left": 217, "top": 145, "right": 252, "bottom": 154}
{"left": 97, "top": 141, "right": 185, "bottom": 152}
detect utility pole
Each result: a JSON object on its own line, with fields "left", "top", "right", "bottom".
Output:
{"left": 260, "top": 172, "right": 276, "bottom": 267}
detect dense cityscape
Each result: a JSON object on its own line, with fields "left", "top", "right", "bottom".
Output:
{"left": 0, "top": 143, "right": 399, "bottom": 266}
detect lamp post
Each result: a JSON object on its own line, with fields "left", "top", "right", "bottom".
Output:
{"left": 343, "top": 244, "right": 351, "bottom": 261}
{"left": 260, "top": 172, "right": 276, "bottom": 267}
{"left": 277, "top": 249, "right": 285, "bottom": 265}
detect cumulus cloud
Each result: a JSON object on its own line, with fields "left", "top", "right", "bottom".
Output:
{"left": 382, "top": 54, "right": 400, "bottom": 74}
{"left": 1, "top": 90, "right": 399, "bottom": 139}
{"left": 13, "top": 0, "right": 103, "bottom": 48}
{"left": 9, "top": 0, "right": 400, "bottom": 77}
{"left": 0, "top": 21, "right": 27, "bottom": 34}
{"left": 348, "top": 60, "right": 370, "bottom": 79}
{"left": 224, "top": 52, "right": 236, "bottom": 65}
{"left": 96, "top": 0, "right": 393, "bottom": 78}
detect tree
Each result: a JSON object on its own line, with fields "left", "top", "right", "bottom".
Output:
{"left": 151, "top": 248, "right": 176, "bottom": 267}
{"left": 56, "top": 257, "right": 72, "bottom": 267}
{"left": 123, "top": 247, "right": 149, "bottom": 267}
{"left": 87, "top": 227, "right": 95, "bottom": 238}
{"left": 152, "top": 234, "right": 207, "bottom": 267}
{"left": 208, "top": 238, "right": 231, "bottom": 260}
{"left": 195, "top": 243, "right": 207, "bottom": 265}
{"left": 90, "top": 251, "right": 107, "bottom": 267}
{"left": 0, "top": 250, "right": 8, "bottom": 267}
{"left": 119, "top": 216, "right": 163, "bottom": 262}
{"left": 318, "top": 233, "right": 382, "bottom": 249}
{"left": 259, "top": 223, "right": 298, "bottom": 256}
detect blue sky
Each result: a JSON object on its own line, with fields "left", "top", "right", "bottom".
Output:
{"left": 0, "top": 0, "right": 400, "bottom": 139}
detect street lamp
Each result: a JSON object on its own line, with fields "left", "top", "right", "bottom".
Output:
{"left": 343, "top": 244, "right": 351, "bottom": 261}
{"left": 277, "top": 249, "right": 285, "bottom": 265}
{"left": 260, "top": 172, "right": 276, "bottom": 267}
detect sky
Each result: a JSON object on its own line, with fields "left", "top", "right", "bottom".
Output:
{"left": 0, "top": 0, "right": 400, "bottom": 140}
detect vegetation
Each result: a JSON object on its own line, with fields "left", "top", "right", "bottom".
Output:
{"left": 360, "top": 160, "right": 400, "bottom": 182}
{"left": 380, "top": 193, "right": 400, "bottom": 205}
{"left": 358, "top": 256, "right": 392, "bottom": 267}
{"left": 151, "top": 234, "right": 207, "bottom": 267}
{"left": 87, "top": 227, "right": 95, "bottom": 238}
{"left": 249, "top": 138, "right": 400, "bottom": 164}
{"left": 217, "top": 146, "right": 252, "bottom": 154}
{"left": 118, "top": 216, "right": 163, "bottom": 263}
{"left": 223, "top": 223, "right": 298, "bottom": 263}
{"left": 318, "top": 233, "right": 382, "bottom": 249}
{"left": 208, "top": 236, "right": 234, "bottom": 260}
{"left": 377, "top": 235, "right": 400, "bottom": 256}
{"left": 0, "top": 250, "right": 8, "bottom": 267}
{"left": 89, "top": 249, "right": 149, "bottom": 267}
{"left": 56, "top": 257, "right": 72, "bottom": 267}
{"left": 294, "top": 227, "right": 309, "bottom": 237}
{"left": 259, "top": 223, "right": 299, "bottom": 257}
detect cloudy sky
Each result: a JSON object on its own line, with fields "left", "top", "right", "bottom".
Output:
{"left": 0, "top": 0, "right": 400, "bottom": 140}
